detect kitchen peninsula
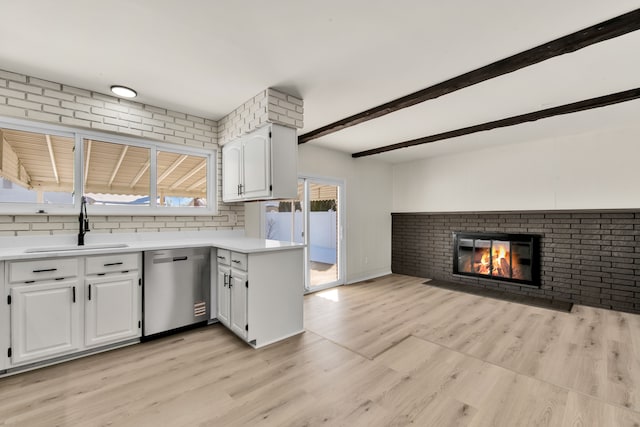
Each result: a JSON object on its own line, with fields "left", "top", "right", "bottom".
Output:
{"left": 0, "top": 230, "right": 304, "bottom": 377}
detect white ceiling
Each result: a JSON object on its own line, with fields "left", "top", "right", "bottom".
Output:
{"left": 1, "top": 0, "right": 639, "bottom": 163}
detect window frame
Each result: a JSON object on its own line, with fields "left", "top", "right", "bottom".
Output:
{"left": 0, "top": 115, "right": 218, "bottom": 216}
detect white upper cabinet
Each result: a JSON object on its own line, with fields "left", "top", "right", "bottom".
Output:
{"left": 241, "top": 129, "right": 271, "bottom": 199}
{"left": 222, "top": 142, "right": 242, "bottom": 202}
{"left": 222, "top": 124, "right": 297, "bottom": 202}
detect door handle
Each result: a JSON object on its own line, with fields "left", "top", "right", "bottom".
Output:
{"left": 104, "top": 262, "right": 123, "bottom": 267}
{"left": 223, "top": 273, "right": 228, "bottom": 287}
{"left": 172, "top": 256, "right": 188, "bottom": 262}
{"left": 72, "top": 286, "right": 76, "bottom": 303}
{"left": 88, "top": 284, "right": 92, "bottom": 301}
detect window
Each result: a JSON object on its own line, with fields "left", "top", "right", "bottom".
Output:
{"left": 0, "top": 126, "right": 75, "bottom": 206}
{"left": 0, "top": 117, "right": 216, "bottom": 215}
{"left": 156, "top": 150, "right": 208, "bottom": 208}
{"left": 83, "top": 139, "right": 151, "bottom": 207}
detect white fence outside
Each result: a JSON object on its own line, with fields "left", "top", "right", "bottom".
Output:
{"left": 265, "top": 211, "right": 337, "bottom": 264}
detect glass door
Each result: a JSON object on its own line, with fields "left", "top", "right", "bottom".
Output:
{"left": 306, "top": 179, "right": 341, "bottom": 290}
{"left": 263, "top": 177, "right": 344, "bottom": 292}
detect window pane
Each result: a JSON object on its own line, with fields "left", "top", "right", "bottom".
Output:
{"left": 263, "top": 181, "right": 303, "bottom": 241}
{"left": 83, "top": 139, "right": 150, "bottom": 206}
{"left": 0, "top": 127, "right": 74, "bottom": 204}
{"left": 157, "top": 151, "right": 207, "bottom": 207}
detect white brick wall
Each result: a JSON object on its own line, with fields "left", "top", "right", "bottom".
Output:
{"left": 217, "top": 88, "right": 303, "bottom": 145}
{"left": 0, "top": 68, "right": 251, "bottom": 236}
{"left": 0, "top": 208, "right": 245, "bottom": 237}
{"left": 0, "top": 69, "right": 218, "bottom": 149}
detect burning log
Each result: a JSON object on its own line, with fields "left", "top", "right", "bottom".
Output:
{"left": 497, "top": 257, "right": 511, "bottom": 277}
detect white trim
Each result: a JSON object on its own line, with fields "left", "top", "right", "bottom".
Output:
{"left": 304, "top": 282, "right": 343, "bottom": 294}
{"left": 0, "top": 115, "right": 218, "bottom": 216}
{"left": 300, "top": 175, "right": 346, "bottom": 291}
{"left": 249, "top": 329, "right": 305, "bottom": 349}
{"left": 1, "top": 339, "right": 139, "bottom": 378}
{"left": 346, "top": 270, "right": 392, "bottom": 285}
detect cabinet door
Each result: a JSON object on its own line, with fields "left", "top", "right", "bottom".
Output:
{"left": 241, "top": 128, "right": 271, "bottom": 199}
{"left": 222, "top": 140, "right": 242, "bottom": 202}
{"left": 230, "top": 269, "right": 248, "bottom": 340}
{"left": 0, "top": 262, "right": 6, "bottom": 372}
{"left": 85, "top": 273, "right": 140, "bottom": 348}
{"left": 217, "top": 265, "right": 231, "bottom": 327}
{"left": 10, "top": 280, "right": 81, "bottom": 366}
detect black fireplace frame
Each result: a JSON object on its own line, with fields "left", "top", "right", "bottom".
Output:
{"left": 452, "top": 232, "right": 540, "bottom": 287}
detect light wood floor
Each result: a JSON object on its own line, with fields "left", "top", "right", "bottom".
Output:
{"left": 2, "top": 274, "right": 640, "bottom": 426}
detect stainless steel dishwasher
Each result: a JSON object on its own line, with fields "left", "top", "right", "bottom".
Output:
{"left": 143, "top": 247, "right": 210, "bottom": 337}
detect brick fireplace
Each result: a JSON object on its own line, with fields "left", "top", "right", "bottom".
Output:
{"left": 391, "top": 211, "right": 640, "bottom": 313}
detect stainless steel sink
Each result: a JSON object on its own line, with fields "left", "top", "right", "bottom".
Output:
{"left": 24, "top": 243, "right": 129, "bottom": 253}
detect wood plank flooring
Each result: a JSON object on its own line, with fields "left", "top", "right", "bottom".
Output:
{"left": 2, "top": 273, "right": 640, "bottom": 426}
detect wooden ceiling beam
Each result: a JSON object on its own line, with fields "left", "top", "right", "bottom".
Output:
{"left": 187, "top": 176, "right": 207, "bottom": 191}
{"left": 299, "top": 8, "right": 640, "bottom": 144}
{"left": 0, "top": 129, "right": 4, "bottom": 168}
{"left": 158, "top": 154, "right": 188, "bottom": 184}
{"left": 84, "top": 139, "right": 92, "bottom": 183}
{"left": 45, "top": 134, "right": 59, "bottom": 184}
{"left": 130, "top": 160, "right": 150, "bottom": 188}
{"left": 169, "top": 160, "right": 206, "bottom": 189}
{"left": 0, "top": 131, "right": 32, "bottom": 188}
{"left": 352, "top": 88, "right": 640, "bottom": 157}
{"left": 108, "top": 145, "right": 128, "bottom": 187}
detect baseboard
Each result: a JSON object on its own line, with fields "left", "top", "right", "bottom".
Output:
{"left": 347, "top": 269, "right": 392, "bottom": 285}
{"left": 251, "top": 329, "right": 305, "bottom": 349}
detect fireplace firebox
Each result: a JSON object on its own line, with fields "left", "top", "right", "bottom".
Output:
{"left": 453, "top": 232, "right": 540, "bottom": 286}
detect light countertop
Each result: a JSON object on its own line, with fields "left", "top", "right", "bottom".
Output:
{"left": 0, "top": 231, "right": 304, "bottom": 261}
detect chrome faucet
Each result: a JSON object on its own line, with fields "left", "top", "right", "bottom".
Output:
{"left": 78, "top": 196, "right": 90, "bottom": 246}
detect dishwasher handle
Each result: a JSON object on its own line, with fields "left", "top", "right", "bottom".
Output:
{"left": 173, "top": 256, "right": 188, "bottom": 262}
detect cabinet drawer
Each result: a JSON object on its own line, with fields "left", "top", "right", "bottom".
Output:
{"left": 85, "top": 253, "right": 140, "bottom": 275}
{"left": 216, "top": 249, "right": 231, "bottom": 266}
{"left": 9, "top": 258, "right": 78, "bottom": 283}
{"left": 230, "top": 252, "right": 248, "bottom": 271}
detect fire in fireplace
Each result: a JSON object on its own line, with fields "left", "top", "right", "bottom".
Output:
{"left": 453, "top": 232, "right": 539, "bottom": 286}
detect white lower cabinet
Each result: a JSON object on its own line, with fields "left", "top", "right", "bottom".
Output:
{"left": 10, "top": 279, "right": 81, "bottom": 365}
{"left": 0, "top": 261, "right": 6, "bottom": 372}
{"left": 229, "top": 269, "right": 248, "bottom": 340}
{"left": 85, "top": 272, "right": 140, "bottom": 348}
{"left": 215, "top": 247, "right": 303, "bottom": 348}
{"left": 217, "top": 251, "right": 248, "bottom": 340}
{"left": 5, "top": 253, "right": 141, "bottom": 370}
{"left": 216, "top": 264, "right": 231, "bottom": 326}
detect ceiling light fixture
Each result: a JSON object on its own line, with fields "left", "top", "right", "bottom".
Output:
{"left": 110, "top": 85, "right": 137, "bottom": 98}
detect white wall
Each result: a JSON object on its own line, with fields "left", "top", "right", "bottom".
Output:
{"left": 393, "top": 125, "right": 640, "bottom": 212}
{"left": 298, "top": 145, "right": 393, "bottom": 283}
